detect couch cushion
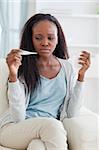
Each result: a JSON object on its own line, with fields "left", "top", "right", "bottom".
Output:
{"left": 0, "top": 146, "right": 16, "bottom": 150}
{"left": 63, "top": 110, "right": 99, "bottom": 150}
{"left": 0, "top": 58, "right": 9, "bottom": 115}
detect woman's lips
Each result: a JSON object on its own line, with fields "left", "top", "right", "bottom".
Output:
{"left": 40, "top": 49, "right": 50, "bottom": 53}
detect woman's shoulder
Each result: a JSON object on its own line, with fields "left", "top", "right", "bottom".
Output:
{"left": 57, "top": 57, "right": 75, "bottom": 77}
{"left": 57, "top": 58, "right": 73, "bottom": 69}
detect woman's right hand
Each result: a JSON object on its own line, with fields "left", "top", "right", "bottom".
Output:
{"left": 6, "top": 49, "right": 22, "bottom": 82}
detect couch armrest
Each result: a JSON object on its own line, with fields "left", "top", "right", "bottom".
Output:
{"left": 63, "top": 107, "right": 99, "bottom": 150}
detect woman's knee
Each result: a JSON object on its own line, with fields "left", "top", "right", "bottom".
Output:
{"left": 27, "top": 139, "right": 45, "bottom": 150}
{"left": 40, "top": 118, "right": 67, "bottom": 139}
{"left": 39, "top": 118, "right": 67, "bottom": 149}
{"left": 46, "top": 118, "right": 66, "bottom": 132}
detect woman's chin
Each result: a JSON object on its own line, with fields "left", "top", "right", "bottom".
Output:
{"left": 39, "top": 52, "right": 51, "bottom": 58}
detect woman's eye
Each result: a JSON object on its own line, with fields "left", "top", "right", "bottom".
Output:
{"left": 48, "top": 37, "right": 54, "bottom": 40}
{"left": 35, "top": 37, "right": 42, "bottom": 40}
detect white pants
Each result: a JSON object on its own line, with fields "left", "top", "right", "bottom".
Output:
{"left": 0, "top": 117, "right": 68, "bottom": 150}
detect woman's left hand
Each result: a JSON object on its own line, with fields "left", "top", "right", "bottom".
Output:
{"left": 77, "top": 51, "right": 91, "bottom": 81}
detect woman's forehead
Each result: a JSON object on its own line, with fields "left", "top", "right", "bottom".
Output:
{"left": 32, "top": 20, "right": 57, "bottom": 34}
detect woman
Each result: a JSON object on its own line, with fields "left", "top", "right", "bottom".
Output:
{"left": 0, "top": 13, "right": 90, "bottom": 150}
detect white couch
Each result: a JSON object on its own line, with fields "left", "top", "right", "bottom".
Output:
{"left": 0, "top": 58, "right": 99, "bottom": 150}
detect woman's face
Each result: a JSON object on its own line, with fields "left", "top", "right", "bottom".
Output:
{"left": 32, "top": 20, "right": 58, "bottom": 58}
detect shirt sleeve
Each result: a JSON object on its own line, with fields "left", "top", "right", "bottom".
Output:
{"left": 8, "top": 79, "right": 26, "bottom": 122}
{"left": 66, "top": 64, "right": 84, "bottom": 118}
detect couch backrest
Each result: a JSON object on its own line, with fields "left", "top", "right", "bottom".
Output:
{"left": 0, "top": 58, "right": 9, "bottom": 115}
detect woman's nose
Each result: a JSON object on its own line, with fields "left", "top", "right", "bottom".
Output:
{"left": 41, "top": 39, "right": 49, "bottom": 46}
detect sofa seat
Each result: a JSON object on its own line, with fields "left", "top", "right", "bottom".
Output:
{"left": 0, "top": 146, "right": 16, "bottom": 150}
{"left": 63, "top": 107, "right": 99, "bottom": 150}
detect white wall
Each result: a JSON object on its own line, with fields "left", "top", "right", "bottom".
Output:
{"left": 83, "top": 78, "right": 99, "bottom": 115}
{"left": 27, "top": 0, "right": 36, "bottom": 19}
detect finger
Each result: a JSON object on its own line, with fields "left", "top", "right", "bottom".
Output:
{"left": 14, "top": 53, "right": 22, "bottom": 60}
{"left": 14, "top": 60, "right": 22, "bottom": 66}
{"left": 9, "top": 49, "right": 22, "bottom": 58}
{"left": 79, "top": 60, "right": 85, "bottom": 65}
{"left": 79, "top": 51, "right": 91, "bottom": 65}
{"left": 79, "top": 56, "right": 87, "bottom": 62}
{"left": 11, "top": 49, "right": 21, "bottom": 53}
{"left": 79, "top": 59, "right": 90, "bottom": 68}
{"left": 7, "top": 52, "right": 22, "bottom": 61}
{"left": 7, "top": 57, "right": 22, "bottom": 68}
{"left": 81, "top": 50, "right": 90, "bottom": 55}
{"left": 6, "top": 54, "right": 22, "bottom": 66}
{"left": 81, "top": 51, "right": 90, "bottom": 59}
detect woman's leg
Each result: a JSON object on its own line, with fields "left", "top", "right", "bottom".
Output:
{"left": 0, "top": 117, "right": 67, "bottom": 150}
{"left": 27, "top": 139, "right": 45, "bottom": 150}
{"left": 39, "top": 118, "right": 68, "bottom": 150}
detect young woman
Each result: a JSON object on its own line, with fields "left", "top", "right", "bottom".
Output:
{"left": 0, "top": 13, "right": 90, "bottom": 150}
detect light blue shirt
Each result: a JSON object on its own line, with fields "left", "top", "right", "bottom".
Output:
{"left": 26, "top": 66, "right": 66, "bottom": 119}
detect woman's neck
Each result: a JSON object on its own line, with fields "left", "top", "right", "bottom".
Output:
{"left": 37, "top": 55, "right": 57, "bottom": 68}
{"left": 37, "top": 55, "right": 61, "bottom": 79}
